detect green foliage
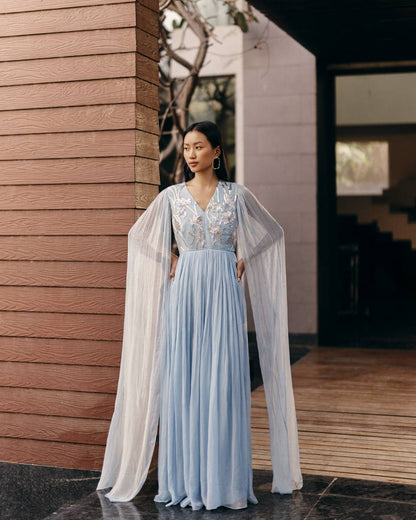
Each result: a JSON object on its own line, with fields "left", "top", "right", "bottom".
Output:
{"left": 223, "top": 1, "right": 257, "bottom": 33}
{"left": 336, "top": 141, "right": 389, "bottom": 192}
{"left": 172, "top": 17, "right": 185, "bottom": 29}
{"left": 235, "top": 11, "right": 249, "bottom": 32}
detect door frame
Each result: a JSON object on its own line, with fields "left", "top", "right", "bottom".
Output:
{"left": 316, "top": 60, "right": 416, "bottom": 345}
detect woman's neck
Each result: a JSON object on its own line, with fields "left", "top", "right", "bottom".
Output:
{"left": 188, "top": 172, "right": 219, "bottom": 187}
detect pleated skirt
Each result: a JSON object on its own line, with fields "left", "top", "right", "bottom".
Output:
{"left": 154, "top": 248, "right": 258, "bottom": 511}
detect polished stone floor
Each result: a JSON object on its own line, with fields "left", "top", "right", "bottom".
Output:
{"left": 3, "top": 462, "right": 416, "bottom": 520}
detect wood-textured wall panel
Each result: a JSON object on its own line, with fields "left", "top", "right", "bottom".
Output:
{"left": 0, "top": 437, "right": 104, "bottom": 470}
{"left": 0, "top": 28, "right": 136, "bottom": 62}
{"left": 0, "top": 182, "right": 148, "bottom": 210}
{"left": 0, "top": 101, "right": 159, "bottom": 136}
{"left": 0, "top": 130, "right": 136, "bottom": 160}
{"left": 0, "top": 183, "right": 136, "bottom": 209}
{"left": 136, "top": 78, "right": 159, "bottom": 110}
{"left": 0, "top": 4, "right": 136, "bottom": 37}
{"left": 0, "top": 362, "right": 119, "bottom": 393}
{"left": 0, "top": 312, "right": 123, "bottom": 341}
{"left": 1, "top": 387, "right": 115, "bottom": 419}
{"left": 0, "top": 236, "right": 127, "bottom": 261}
{"left": 0, "top": 337, "right": 121, "bottom": 366}
{"left": 0, "top": 0, "right": 160, "bottom": 471}
{"left": 0, "top": 261, "right": 126, "bottom": 287}
{"left": 0, "top": 104, "right": 136, "bottom": 135}
{"left": 0, "top": 79, "right": 137, "bottom": 111}
{"left": 0, "top": 0, "right": 130, "bottom": 14}
{"left": 136, "top": 129, "right": 160, "bottom": 160}
{"left": 1, "top": 412, "right": 109, "bottom": 444}
{"left": 136, "top": 3, "right": 158, "bottom": 37}
{"left": 0, "top": 286, "right": 125, "bottom": 314}
{"left": 0, "top": 157, "right": 135, "bottom": 186}
{"left": 136, "top": 53, "right": 159, "bottom": 85}
{"left": 0, "top": 53, "right": 136, "bottom": 87}
{"left": 135, "top": 157, "right": 160, "bottom": 184}
{"left": 139, "top": 0, "right": 159, "bottom": 12}
{"left": 136, "top": 28, "right": 159, "bottom": 60}
{"left": 135, "top": 182, "right": 160, "bottom": 208}
{"left": 0, "top": 209, "right": 135, "bottom": 235}
{"left": 136, "top": 104, "right": 160, "bottom": 134}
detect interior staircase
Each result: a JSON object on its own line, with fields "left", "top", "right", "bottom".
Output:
{"left": 338, "top": 176, "right": 416, "bottom": 248}
{"left": 338, "top": 215, "right": 416, "bottom": 298}
{"left": 336, "top": 214, "right": 416, "bottom": 345}
{"left": 336, "top": 177, "right": 416, "bottom": 343}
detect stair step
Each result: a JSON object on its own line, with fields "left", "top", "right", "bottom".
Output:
{"left": 337, "top": 211, "right": 416, "bottom": 299}
{"left": 338, "top": 195, "right": 416, "bottom": 249}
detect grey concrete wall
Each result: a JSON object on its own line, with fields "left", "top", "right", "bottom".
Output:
{"left": 242, "top": 12, "right": 317, "bottom": 334}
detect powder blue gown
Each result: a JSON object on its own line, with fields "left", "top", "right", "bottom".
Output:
{"left": 154, "top": 180, "right": 259, "bottom": 511}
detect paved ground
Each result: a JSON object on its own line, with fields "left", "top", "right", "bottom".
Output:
{"left": 3, "top": 462, "right": 416, "bottom": 519}
{"left": 4, "top": 343, "right": 416, "bottom": 519}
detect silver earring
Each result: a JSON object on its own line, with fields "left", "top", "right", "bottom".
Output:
{"left": 213, "top": 156, "right": 221, "bottom": 170}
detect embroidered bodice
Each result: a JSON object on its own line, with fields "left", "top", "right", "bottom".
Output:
{"left": 167, "top": 180, "right": 238, "bottom": 253}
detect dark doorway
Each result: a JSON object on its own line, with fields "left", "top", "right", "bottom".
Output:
{"left": 318, "top": 63, "right": 416, "bottom": 347}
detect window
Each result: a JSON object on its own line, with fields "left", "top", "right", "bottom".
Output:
{"left": 336, "top": 141, "right": 389, "bottom": 195}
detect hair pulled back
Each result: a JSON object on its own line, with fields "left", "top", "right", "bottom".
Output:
{"left": 182, "top": 121, "right": 230, "bottom": 182}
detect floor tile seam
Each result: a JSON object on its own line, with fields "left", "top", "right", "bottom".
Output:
{"left": 302, "top": 496, "right": 325, "bottom": 520}
{"left": 324, "top": 491, "right": 416, "bottom": 506}
{"left": 47, "top": 477, "right": 101, "bottom": 482}
{"left": 303, "top": 477, "right": 338, "bottom": 519}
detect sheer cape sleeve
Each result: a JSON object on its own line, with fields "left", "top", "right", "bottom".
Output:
{"left": 235, "top": 183, "right": 303, "bottom": 494}
{"left": 96, "top": 182, "right": 302, "bottom": 503}
{"left": 96, "top": 187, "right": 172, "bottom": 502}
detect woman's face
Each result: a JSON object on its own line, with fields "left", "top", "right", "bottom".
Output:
{"left": 183, "top": 130, "right": 219, "bottom": 174}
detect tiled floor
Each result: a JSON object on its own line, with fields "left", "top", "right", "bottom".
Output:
{"left": 3, "top": 462, "right": 416, "bottom": 520}
{"left": 0, "top": 462, "right": 100, "bottom": 520}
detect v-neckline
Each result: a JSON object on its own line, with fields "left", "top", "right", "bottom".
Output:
{"left": 184, "top": 180, "right": 221, "bottom": 214}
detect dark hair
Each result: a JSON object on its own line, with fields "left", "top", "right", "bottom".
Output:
{"left": 182, "top": 120, "right": 230, "bottom": 182}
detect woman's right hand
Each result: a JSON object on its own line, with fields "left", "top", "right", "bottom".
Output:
{"left": 170, "top": 252, "right": 178, "bottom": 280}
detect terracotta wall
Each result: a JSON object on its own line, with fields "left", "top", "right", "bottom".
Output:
{"left": 0, "top": 0, "right": 159, "bottom": 470}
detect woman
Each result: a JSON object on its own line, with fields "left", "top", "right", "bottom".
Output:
{"left": 96, "top": 121, "right": 303, "bottom": 510}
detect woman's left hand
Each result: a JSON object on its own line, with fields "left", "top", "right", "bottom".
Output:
{"left": 236, "top": 258, "right": 245, "bottom": 281}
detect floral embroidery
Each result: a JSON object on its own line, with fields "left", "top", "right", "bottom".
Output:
{"left": 189, "top": 214, "right": 206, "bottom": 249}
{"left": 172, "top": 217, "right": 181, "bottom": 232}
{"left": 205, "top": 181, "right": 237, "bottom": 249}
{"left": 168, "top": 181, "right": 237, "bottom": 253}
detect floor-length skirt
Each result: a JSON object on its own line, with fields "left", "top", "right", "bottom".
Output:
{"left": 154, "top": 248, "right": 258, "bottom": 511}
